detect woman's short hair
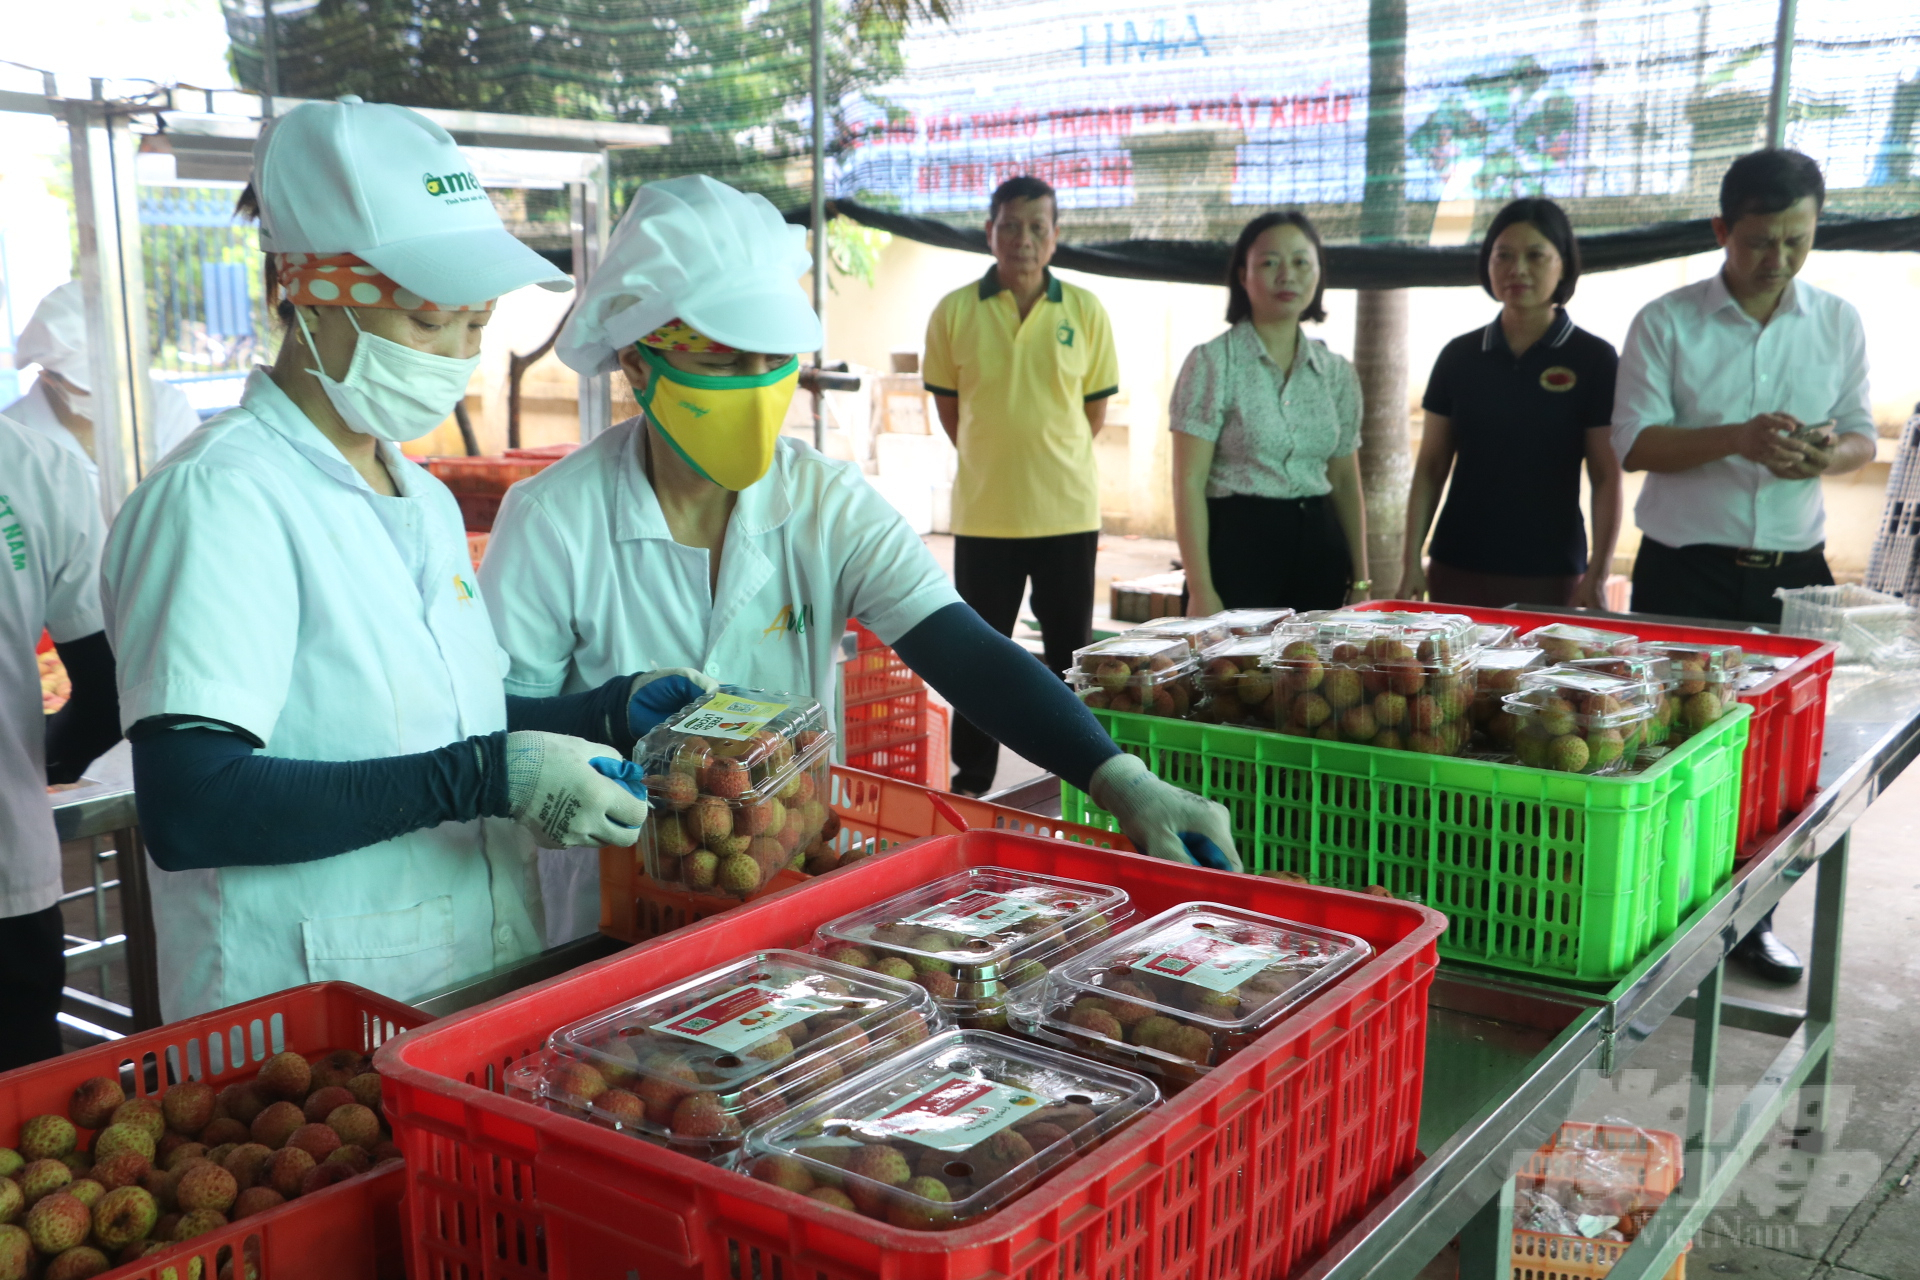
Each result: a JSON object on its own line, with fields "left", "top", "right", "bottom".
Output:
{"left": 235, "top": 184, "right": 296, "bottom": 327}
{"left": 1477, "top": 198, "right": 1581, "bottom": 305}
{"left": 1225, "top": 211, "right": 1328, "bottom": 325}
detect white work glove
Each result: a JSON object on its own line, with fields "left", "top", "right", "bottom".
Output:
{"left": 505, "top": 731, "right": 653, "bottom": 849}
{"left": 1089, "top": 753, "right": 1243, "bottom": 873}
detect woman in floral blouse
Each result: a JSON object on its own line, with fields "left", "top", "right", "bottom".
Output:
{"left": 1170, "top": 211, "right": 1370, "bottom": 614}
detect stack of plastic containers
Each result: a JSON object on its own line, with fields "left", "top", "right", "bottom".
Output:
{"left": 504, "top": 951, "right": 938, "bottom": 1160}
{"left": 1012, "top": 903, "right": 1371, "bottom": 1091}
{"left": 1501, "top": 667, "right": 1658, "bottom": 775}
{"left": 1069, "top": 634, "right": 1200, "bottom": 717}
{"left": 810, "top": 868, "right": 1133, "bottom": 1031}
{"left": 1266, "top": 610, "right": 1480, "bottom": 753}
{"left": 1469, "top": 647, "right": 1547, "bottom": 747}
{"left": 1566, "top": 652, "right": 1676, "bottom": 745}
{"left": 741, "top": 1029, "right": 1160, "bottom": 1230}
{"left": 636, "top": 687, "right": 836, "bottom": 898}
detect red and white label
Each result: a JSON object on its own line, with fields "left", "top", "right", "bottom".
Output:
{"left": 905, "top": 890, "right": 1045, "bottom": 938}
{"left": 862, "top": 1072, "right": 1045, "bottom": 1152}
{"left": 651, "top": 984, "right": 837, "bottom": 1053}
{"left": 1138, "top": 935, "right": 1279, "bottom": 994}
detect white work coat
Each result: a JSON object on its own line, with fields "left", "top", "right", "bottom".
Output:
{"left": 102, "top": 371, "right": 543, "bottom": 1020}
{"left": 0, "top": 414, "right": 106, "bottom": 921}
{"left": 481, "top": 420, "right": 960, "bottom": 941}
{"left": 3, "top": 378, "right": 202, "bottom": 485}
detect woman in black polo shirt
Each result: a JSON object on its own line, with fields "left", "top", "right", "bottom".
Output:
{"left": 1402, "top": 198, "right": 1622, "bottom": 608}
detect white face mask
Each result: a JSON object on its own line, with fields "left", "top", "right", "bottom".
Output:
{"left": 43, "top": 375, "right": 92, "bottom": 421}
{"left": 295, "top": 307, "right": 481, "bottom": 443}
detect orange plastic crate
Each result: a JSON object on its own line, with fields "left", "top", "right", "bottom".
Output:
{"left": 842, "top": 687, "right": 929, "bottom": 756}
{"left": 598, "top": 764, "right": 969, "bottom": 943}
{"left": 0, "top": 982, "right": 420, "bottom": 1280}
{"left": 379, "top": 830, "right": 1444, "bottom": 1280}
{"left": 1512, "top": 1122, "right": 1686, "bottom": 1279}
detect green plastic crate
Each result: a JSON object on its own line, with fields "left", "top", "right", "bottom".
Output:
{"left": 1065, "top": 705, "right": 1750, "bottom": 982}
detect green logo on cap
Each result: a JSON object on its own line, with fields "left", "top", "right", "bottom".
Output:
{"left": 423, "top": 170, "right": 480, "bottom": 199}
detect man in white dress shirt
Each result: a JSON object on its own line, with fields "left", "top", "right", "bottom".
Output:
{"left": 1612, "top": 149, "right": 1875, "bottom": 984}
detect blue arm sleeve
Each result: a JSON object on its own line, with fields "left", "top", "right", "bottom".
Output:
{"left": 130, "top": 723, "right": 512, "bottom": 872}
{"left": 505, "top": 674, "right": 635, "bottom": 754}
{"left": 891, "top": 602, "right": 1119, "bottom": 793}
{"left": 45, "top": 631, "right": 122, "bottom": 785}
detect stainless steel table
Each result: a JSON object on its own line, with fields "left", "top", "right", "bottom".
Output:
{"left": 47, "top": 743, "right": 160, "bottom": 1035}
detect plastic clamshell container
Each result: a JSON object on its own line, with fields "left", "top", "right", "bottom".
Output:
{"left": 1068, "top": 640, "right": 1200, "bottom": 717}
{"left": 1503, "top": 667, "right": 1657, "bottom": 775}
{"left": 503, "top": 949, "right": 940, "bottom": 1162}
{"left": 1191, "top": 636, "right": 1279, "bottom": 727}
{"left": 1212, "top": 607, "right": 1296, "bottom": 636}
{"left": 1474, "top": 622, "right": 1521, "bottom": 648}
{"left": 1268, "top": 616, "right": 1480, "bottom": 755}
{"left": 741, "top": 1028, "right": 1160, "bottom": 1231}
{"left": 1638, "top": 641, "right": 1742, "bottom": 743}
{"left": 1123, "top": 616, "right": 1234, "bottom": 654}
{"left": 637, "top": 686, "right": 837, "bottom": 897}
{"left": 1017, "top": 902, "right": 1372, "bottom": 1088}
{"left": 1469, "top": 648, "right": 1547, "bottom": 745}
{"left": 811, "top": 867, "right": 1133, "bottom": 1029}
{"left": 1567, "top": 653, "right": 1677, "bottom": 744}
{"left": 1522, "top": 621, "right": 1640, "bottom": 662}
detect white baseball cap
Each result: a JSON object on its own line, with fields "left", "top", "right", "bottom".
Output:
{"left": 254, "top": 96, "right": 571, "bottom": 307}
{"left": 15, "top": 281, "right": 90, "bottom": 388}
{"left": 556, "top": 174, "right": 821, "bottom": 376}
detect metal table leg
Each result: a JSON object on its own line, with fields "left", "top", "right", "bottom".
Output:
{"left": 1794, "top": 833, "right": 1848, "bottom": 1153}
{"left": 115, "top": 826, "right": 163, "bottom": 1030}
{"left": 1686, "top": 959, "right": 1724, "bottom": 1199}
{"left": 1456, "top": 1177, "right": 1515, "bottom": 1278}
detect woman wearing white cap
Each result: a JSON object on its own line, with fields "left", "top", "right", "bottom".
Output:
{"left": 483, "top": 175, "right": 1239, "bottom": 940}
{"left": 101, "top": 98, "right": 698, "bottom": 1019}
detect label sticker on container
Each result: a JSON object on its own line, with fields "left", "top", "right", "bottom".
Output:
{"left": 651, "top": 983, "right": 836, "bottom": 1053}
{"left": 904, "top": 890, "right": 1046, "bottom": 937}
{"left": 861, "top": 1072, "right": 1045, "bottom": 1151}
{"left": 1138, "top": 935, "right": 1280, "bottom": 994}
{"left": 675, "top": 692, "right": 791, "bottom": 742}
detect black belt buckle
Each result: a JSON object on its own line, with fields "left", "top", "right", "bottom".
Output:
{"left": 1734, "top": 549, "right": 1785, "bottom": 569}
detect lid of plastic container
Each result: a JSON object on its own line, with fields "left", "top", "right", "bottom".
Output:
{"left": 515, "top": 950, "right": 939, "bottom": 1157}
{"left": 1199, "top": 636, "right": 1276, "bottom": 676}
{"left": 1505, "top": 667, "right": 1656, "bottom": 727}
{"left": 1637, "top": 640, "right": 1743, "bottom": 674}
{"left": 814, "top": 868, "right": 1130, "bottom": 987}
{"left": 1123, "top": 617, "right": 1234, "bottom": 654}
{"left": 1521, "top": 622, "right": 1640, "bottom": 661}
{"left": 1568, "top": 652, "right": 1675, "bottom": 690}
{"left": 1213, "top": 607, "right": 1296, "bottom": 636}
{"left": 743, "top": 1028, "right": 1159, "bottom": 1229}
{"left": 1471, "top": 647, "right": 1548, "bottom": 696}
{"left": 635, "top": 686, "right": 833, "bottom": 806}
{"left": 1473, "top": 623, "right": 1520, "bottom": 648}
{"left": 1278, "top": 610, "right": 1480, "bottom": 668}
{"left": 1070, "top": 635, "right": 1196, "bottom": 685}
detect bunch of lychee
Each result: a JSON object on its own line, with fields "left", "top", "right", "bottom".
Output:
{"left": 1194, "top": 641, "right": 1275, "bottom": 726}
{"left": 1072, "top": 642, "right": 1198, "bottom": 718}
{"left": 1048, "top": 958, "right": 1312, "bottom": 1086}
{"left": 536, "top": 1000, "right": 933, "bottom": 1158}
{"left": 1268, "top": 636, "right": 1478, "bottom": 755}
{"left": 1505, "top": 683, "right": 1652, "bottom": 774}
{"left": 1468, "top": 650, "right": 1546, "bottom": 747}
{"left": 0, "top": 1051, "right": 399, "bottom": 1279}
{"left": 642, "top": 728, "right": 836, "bottom": 900}
{"left": 1562, "top": 654, "right": 1676, "bottom": 745}
{"left": 747, "top": 1091, "right": 1110, "bottom": 1229}
{"left": 1643, "top": 643, "right": 1736, "bottom": 742}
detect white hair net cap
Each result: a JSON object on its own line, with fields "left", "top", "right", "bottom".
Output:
{"left": 15, "top": 281, "right": 90, "bottom": 389}
{"left": 556, "top": 175, "right": 822, "bottom": 376}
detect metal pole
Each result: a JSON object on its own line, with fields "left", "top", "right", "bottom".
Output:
{"left": 1765, "top": 0, "right": 1798, "bottom": 149}
{"left": 260, "top": 0, "right": 280, "bottom": 113}
{"left": 570, "top": 161, "right": 612, "bottom": 444}
{"left": 809, "top": 0, "right": 827, "bottom": 452}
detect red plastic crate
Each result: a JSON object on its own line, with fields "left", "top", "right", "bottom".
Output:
{"left": 844, "top": 636, "right": 925, "bottom": 705}
{"left": 423, "top": 450, "right": 575, "bottom": 533}
{"left": 599, "top": 764, "right": 969, "bottom": 942}
{"left": 1360, "top": 601, "right": 1835, "bottom": 855}
{"left": 377, "top": 831, "right": 1443, "bottom": 1280}
{"left": 846, "top": 732, "right": 934, "bottom": 783}
{"left": 842, "top": 687, "right": 929, "bottom": 755}
{"left": 939, "top": 790, "right": 1137, "bottom": 854}
{"left": 0, "top": 982, "right": 420, "bottom": 1280}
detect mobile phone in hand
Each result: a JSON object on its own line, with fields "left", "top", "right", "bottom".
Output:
{"left": 1790, "top": 419, "right": 1836, "bottom": 446}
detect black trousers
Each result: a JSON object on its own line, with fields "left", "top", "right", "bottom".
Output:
{"left": 1630, "top": 537, "right": 1833, "bottom": 626}
{"left": 0, "top": 903, "right": 65, "bottom": 1071}
{"left": 950, "top": 531, "right": 1100, "bottom": 793}
{"left": 1206, "top": 494, "right": 1353, "bottom": 611}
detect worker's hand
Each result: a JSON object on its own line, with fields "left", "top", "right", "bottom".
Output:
{"left": 1572, "top": 571, "right": 1610, "bottom": 612}
{"left": 505, "top": 730, "right": 653, "bottom": 849}
{"left": 1088, "top": 752, "right": 1243, "bottom": 873}
{"left": 1733, "top": 413, "right": 1799, "bottom": 469}
{"left": 627, "top": 668, "right": 718, "bottom": 738}
{"left": 1766, "top": 434, "right": 1834, "bottom": 481}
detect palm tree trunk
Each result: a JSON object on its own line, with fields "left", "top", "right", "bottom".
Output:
{"left": 1354, "top": 0, "right": 1410, "bottom": 599}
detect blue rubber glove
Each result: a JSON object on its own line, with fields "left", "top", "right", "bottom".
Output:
{"left": 627, "top": 669, "right": 718, "bottom": 738}
{"left": 1181, "top": 832, "right": 1234, "bottom": 872}
{"left": 590, "top": 756, "right": 652, "bottom": 829}
{"left": 1088, "top": 753, "right": 1243, "bottom": 872}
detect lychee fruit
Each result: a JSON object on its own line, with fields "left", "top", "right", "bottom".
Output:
{"left": 204, "top": 1143, "right": 239, "bottom": 1167}
{"left": 1340, "top": 705, "right": 1378, "bottom": 742}
{"left": 844, "top": 1146, "right": 911, "bottom": 1213}
{"left": 1548, "top": 734, "right": 1590, "bottom": 773}
{"left": 249, "top": 1103, "right": 304, "bottom": 1151}
{"left": 255, "top": 1052, "right": 312, "bottom": 1102}
{"left": 1372, "top": 691, "right": 1408, "bottom": 728}
{"left": 221, "top": 1144, "right": 275, "bottom": 1191}
{"left": 160, "top": 1083, "right": 216, "bottom": 1139}
{"left": 0, "top": 1226, "right": 26, "bottom": 1280}
{"left": 886, "top": 1177, "right": 955, "bottom": 1229}
{"left": 1067, "top": 1006, "right": 1124, "bottom": 1043}
{"left": 822, "top": 944, "right": 874, "bottom": 969}
{"left": 231, "top": 1187, "right": 284, "bottom": 1220}
{"left": 325, "top": 1105, "right": 381, "bottom": 1152}
{"left": 20, "top": 1116, "right": 77, "bottom": 1163}
{"left": 198, "top": 1118, "right": 249, "bottom": 1149}
{"left": 44, "top": 1246, "right": 109, "bottom": 1280}
{"left": 67, "top": 1080, "right": 126, "bottom": 1133}
{"left": 653, "top": 814, "right": 696, "bottom": 861}
{"left": 324, "top": 1146, "right": 371, "bottom": 1175}
{"left": 88, "top": 1150, "right": 148, "bottom": 1193}
{"left": 309, "top": 1049, "right": 368, "bottom": 1092}
{"left": 1684, "top": 690, "right": 1721, "bottom": 732}
{"left": 806, "top": 1186, "right": 857, "bottom": 1213}
{"left": 63, "top": 1179, "right": 103, "bottom": 1210}
{"left": 749, "top": 1155, "right": 815, "bottom": 1194}
{"left": 667, "top": 1094, "right": 740, "bottom": 1143}
{"left": 216, "top": 1084, "right": 266, "bottom": 1128}
{"left": 92, "top": 1185, "right": 158, "bottom": 1250}
{"left": 93, "top": 1124, "right": 155, "bottom": 1165}
{"left": 1162, "top": 1024, "right": 1215, "bottom": 1064}
{"left": 703, "top": 758, "right": 750, "bottom": 800}
{"left": 171, "top": 1208, "right": 227, "bottom": 1240}
{"left": 968, "top": 1129, "right": 1035, "bottom": 1184}
{"left": 716, "top": 852, "right": 761, "bottom": 898}
{"left": 683, "top": 850, "right": 720, "bottom": 893}
{"left": 24, "top": 1192, "right": 89, "bottom": 1255}
{"left": 176, "top": 1162, "right": 237, "bottom": 1214}
{"left": 264, "top": 1147, "right": 314, "bottom": 1198}
{"left": 650, "top": 771, "right": 698, "bottom": 812}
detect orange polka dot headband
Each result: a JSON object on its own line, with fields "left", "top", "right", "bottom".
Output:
{"left": 276, "top": 252, "right": 495, "bottom": 313}
{"left": 637, "top": 319, "right": 737, "bottom": 354}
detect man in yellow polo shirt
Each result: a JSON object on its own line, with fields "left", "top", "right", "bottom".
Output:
{"left": 923, "top": 175, "right": 1119, "bottom": 795}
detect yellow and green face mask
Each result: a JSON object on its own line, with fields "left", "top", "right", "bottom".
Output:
{"left": 635, "top": 344, "right": 799, "bottom": 491}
